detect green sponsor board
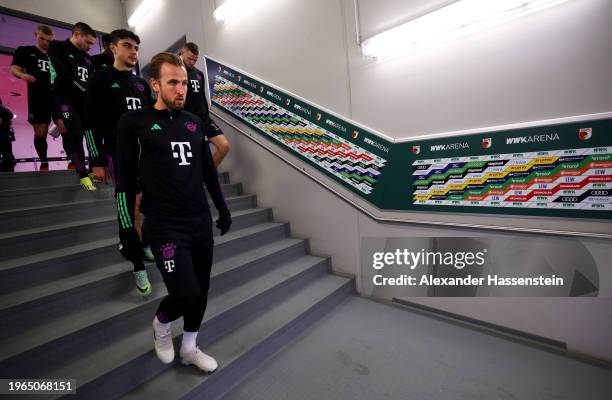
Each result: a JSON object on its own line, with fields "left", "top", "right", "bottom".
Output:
{"left": 205, "top": 57, "right": 611, "bottom": 220}
{"left": 206, "top": 58, "right": 391, "bottom": 199}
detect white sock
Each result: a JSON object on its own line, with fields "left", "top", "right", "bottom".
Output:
{"left": 153, "top": 316, "right": 171, "bottom": 332}
{"left": 181, "top": 331, "right": 198, "bottom": 354}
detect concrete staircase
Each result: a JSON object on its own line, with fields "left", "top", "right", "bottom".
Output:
{"left": 0, "top": 170, "right": 354, "bottom": 399}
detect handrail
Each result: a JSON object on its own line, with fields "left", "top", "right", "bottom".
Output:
{"left": 211, "top": 108, "right": 612, "bottom": 240}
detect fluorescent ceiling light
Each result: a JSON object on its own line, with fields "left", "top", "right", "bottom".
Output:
{"left": 128, "top": 0, "right": 160, "bottom": 27}
{"left": 361, "top": 0, "right": 568, "bottom": 60}
{"left": 214, "top": 0, "right": 257, "bottom": 22}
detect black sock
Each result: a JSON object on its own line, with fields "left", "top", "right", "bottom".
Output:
{"left": 34, "top": 136, "right": 48, "bottom": 163}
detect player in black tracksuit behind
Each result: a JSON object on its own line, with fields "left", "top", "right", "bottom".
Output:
{"left": 84, "top": 30, "right": 152, "bottom": 185}
{"left": 115, "top": 53, "right": 231, "bottom": 372}
{"left": 10, "top": 25, "right": 61, "bottom": 172}
{"left": 179, "top": 42, "right": 230, "bottom": 167}
{"left": 84, "top": 29, "right": 154, "bottom": 295}
{"left": 47, "top": 22, "right": 97, "bottom": 190}
{"left": 92, "top": 34, "right": 114, "bottom": 72}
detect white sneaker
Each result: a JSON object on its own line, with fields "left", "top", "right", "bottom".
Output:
{"left": 180, "top": 347, "right": 218, "bottom": 373}
{"left": 152, "top": 319, "right": 174, "bottom": 364}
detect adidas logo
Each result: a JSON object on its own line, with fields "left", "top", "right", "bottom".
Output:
{"left": 150, "top": 124, "right": 162, "bottom": 131}
{"left": 111, "top": 83, "right": 120, "bottom": 88}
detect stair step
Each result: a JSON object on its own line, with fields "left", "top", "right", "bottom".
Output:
{"left": 0, "top": 232, "right": 300, "bottom": 318}
{"left": 123, "top": 275, "right": 353, "bottom": 400}
{"left": 210, "top": 237, "right": 306, "bottom": 296}
{"left": 0, "top": 171, "right": 347, "bottom": 400}
{"left": 0, "top": 255, "right": 332, "bottom": 396}
{"left": 0, "top": 222, "right": 292, "bottom": 361}
{"left": 0, "top": 170, "right": 83, "bottom": 191}
{"left": 215, "top": 183, "right": 241, "bottom": 197}
{"left": 212, "top": 222, "right": 288, "bottom": 261}
{"left": 215, "top": 207, "right": 271, "bottom": 233}
{"left": 0, "top": 182, "right": 238, "bottom": 210}
{"left": 0, "top": 170, "right": 229, "bottom": 191}
{"left": 0, "top": 261, "right": 137, "bottom": 311}
{"left": 0, "top": 193, "right": 254, "bottom": 237}
{"left": 0, "top": 198, "right": 116, "bottom": 234}
{"left": 0, "top": 207, "right": 273, "bottom": 296}
{"left": 68, "top": 256, "right": 336, "bottom": 400}
{"left": 0, "top": 216, "right": 118, "bottom": 261}
{"left": 0, "top": 184, "right": 113, "bottom": 209}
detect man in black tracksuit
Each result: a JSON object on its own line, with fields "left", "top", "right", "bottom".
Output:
{"left": 179, "top": 42, "right": 229, "bottom": 167}
{"left": 84, "top": 29, "right": 153, "bottom": 295}
{"left": 115, "top": 52, "right": 231, "bottom": 373}
{"left": 84, "top": 29, "right": 152, "bottom": 186}
{"left": 10, "top": 25, "right": 61, "bottom": 171}
{"left": 47, "top": 22, "right": 97, "bottom": 190}
{"left": 92, "top": 34, "right": 114, "bottom": 72}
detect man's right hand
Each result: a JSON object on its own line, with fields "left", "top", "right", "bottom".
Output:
{"left": 119, "top": 229, "right": 145, "bottom": 268}
{"left": 22, "top": 74, "right": 36, "bottom": 83}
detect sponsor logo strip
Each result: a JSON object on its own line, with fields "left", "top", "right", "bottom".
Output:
{"left": 411, "top": 148, "right": 612, "bottom": 210}
{"left": 212, "top": 76, "right": 387, "bottom": 194}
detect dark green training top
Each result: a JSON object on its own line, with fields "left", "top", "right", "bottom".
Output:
{"left": 115, "top": 107, "right": 228, "bottom": 231}
{"left": 84, "top": 66, "right": 152, "bottom": 165}
{"left": 47, "top": 39, "right": 94, "bottom": 102}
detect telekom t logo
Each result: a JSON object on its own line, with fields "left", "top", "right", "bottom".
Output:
{"left": 126, "top": 97, "right": 142, "bottom": 110}
{"left": 190, "top": 79, "right": 200, "bottom": 92}
{"left": 171, "top": 142, "right": 192, "bottom": 165}
{"left": 38, "top": 59, "right": 49, "bottom": 72}
{"left": 164, "top": 260, "right": 175, "bottom": 273}
{"left": 77, "top": 66, "right": 88, "bottom": 82}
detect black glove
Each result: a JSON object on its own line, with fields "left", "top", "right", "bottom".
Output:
{"left": 119, "top": 229, "right": 145, "bottom": 268}
{"left": 216, "top": 207, "right": 232, "bottom": 236}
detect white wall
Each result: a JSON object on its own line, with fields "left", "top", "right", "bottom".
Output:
{"left": 123, "top": 0, "right": 207, "bottom": 70}
{"left": 127, "top": 0, "right": 612, "bottom": 361}
{"left": 349, "top": 0, "right": 612, "bottom": 138}
{"left": 201, "top": 0, "right": 351, "bottom": 116}
{"left": 0, "top": 0, "right": 126, "bottom": 33}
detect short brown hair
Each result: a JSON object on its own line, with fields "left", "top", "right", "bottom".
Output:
{"left": 149, "top": 52, "right": 184, "bottom": 80}
{"left": 182, "top": 42, "right": 199, "bottom": 56}
{"left": 73, "top": 22, "right": 96, "bottom": 37}
{"left": 37, "top": 25, "right": 53, "bottom": 36}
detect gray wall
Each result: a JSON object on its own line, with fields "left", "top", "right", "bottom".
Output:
{"left": 132, "top": 0, "right": 612, "bottom": 361}
{"left": 123, "top": 0, "right": 207, "bottom": 70}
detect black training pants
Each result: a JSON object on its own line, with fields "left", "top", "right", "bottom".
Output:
{"left": 53, "top": 97, "right": 87, "bottom": 178}
{"left": 149, "top": 211, "right": 214, "bottom": 332}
